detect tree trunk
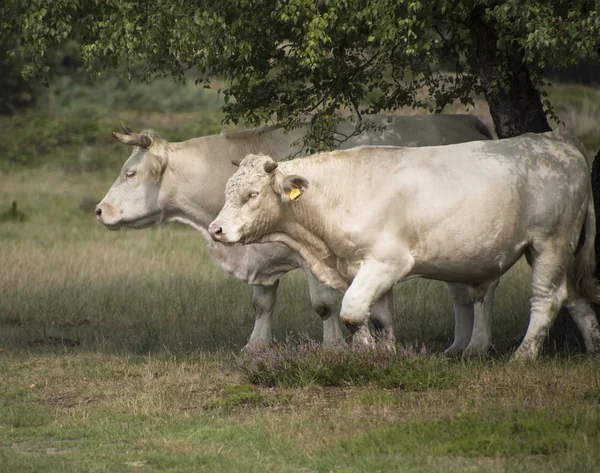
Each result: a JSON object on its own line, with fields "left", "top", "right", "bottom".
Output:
{"left": 467, "top": 6, "right": 552, "bottom": 139}
{"left": 467, "top": 6, "right": 586, "bottom": 354}
{"left": 480, "top": 62, "right": 551, "bottom": 139}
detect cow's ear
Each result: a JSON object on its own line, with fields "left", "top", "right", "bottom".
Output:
{"left": 278, "top": 174, "right": 309, "bottom": 203}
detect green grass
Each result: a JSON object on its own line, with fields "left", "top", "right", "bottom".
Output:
{"left": 320, "top": 408, "right": 600, "bottom": 472}
{"left": 1, "top": 353, "right": 599, "bottom": 472}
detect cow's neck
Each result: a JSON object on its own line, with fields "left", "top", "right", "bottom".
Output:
{"left": 153, "top": 135, "right": 306, "bottom": 284}
{"left": 160, "top": 147, "right": 233, "bottom": 230}
{"left": 260, "top": 202, "right": 354, "bottom": 292}
{"left": 261, "top": 157, "right": 373, "bottom": 289}
{"left": 161, "top": 132, "right": 303, "bottom": 230}
{"left": 261, "top": 226, "right": 350, "bottom": 293}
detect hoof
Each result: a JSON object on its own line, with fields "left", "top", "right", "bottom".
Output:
{"left": 462, "top": 348, "right": 487, "bottom": 358}
{"left": 351, "top": 326, "right": 376, "bottom": 348}
{"left": 374, "top": 332, "right": 397, "bottom": 353}
{"left": 241, "top": 339, "right": 272, "bottom": 353}
{"left": 510, "top": 346, "right": 538, "bottom": 362}
{"left": 462, "top": 344, "right": 490, "bottom": 358}
{"left": 586, "top": 340, "right": 600, "bottom": 356}
{"left": 322, "top": 338, "right": 347, "bottom": 350}
{"left": 378, "top": 339, "right": 397, "bottom": 354}
{"left": 443, "top": 345, "right": 466, "bottom": 358}
{"left": 378, "top": 336, "right": 397, "bottom": 353}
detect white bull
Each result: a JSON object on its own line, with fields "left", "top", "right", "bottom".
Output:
{"left": 209, "top": 129, "right": 600, "bottom": 360}
{"left": 96, "top": 114, "right": 495, "bottom": 353}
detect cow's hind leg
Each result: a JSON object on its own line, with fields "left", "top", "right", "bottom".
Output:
{"left": 244, "top": 282, "right": 279, "bottom": 350}
{"left": 370, "top": 289, "right": 397, "bottom": 351}
{"left": 514, "top": 246, "right": 569, "bottom": 360}
{"left": 340, "top": 258, "right": 412, "bottom": 347}
{"left": 444, "top": 283, "right": 475, "bottom": 356}
{"left": 304, "top": 268, "right": 345, "bottom": 348}
{"left": 565, "top": 293, "right": 600, "bottom": 355}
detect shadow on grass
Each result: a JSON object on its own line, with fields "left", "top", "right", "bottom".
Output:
{"left": 0, "top": 274, "right": 323, "bottom": 355}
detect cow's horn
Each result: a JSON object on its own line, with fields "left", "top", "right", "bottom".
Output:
{"left": 120, "top": 121, "right": 134, "bottom": 135}
{"left": 264, "top": 161, "right": 278, "bottom": 173}
{"left": 231, "top": 159, "right": 242, "bottom": 167}
{"left": 112, "top": 132, "right": 152, "bottom": 149}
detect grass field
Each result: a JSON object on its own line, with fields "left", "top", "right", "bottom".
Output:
{"left": 1, "top": 82, "right": 600, "bottom": 472}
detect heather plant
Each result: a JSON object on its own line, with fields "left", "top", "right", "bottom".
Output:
{"left": 236, "top": 333, "right": 456, "bottom": 390}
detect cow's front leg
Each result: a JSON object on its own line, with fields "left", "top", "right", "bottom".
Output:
{"left": 340, "top": 258, "right": 412, "bottom": 347}
{"left": 303, "top": 267, "right": 345, "bottom": 348}
{"left": 244, "top": 282, "right": 279, "bottom": 350}
{"left": 463, "top": 279, "right": 499, "bottom": 356}
{"left": 370, "top": 289, "right": 397, "bottom": 351}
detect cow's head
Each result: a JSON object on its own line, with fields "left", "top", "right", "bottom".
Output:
{"left": 208, "top": 154, "right": 309, "bottom": 245}
{"left": 95, "top": 123, "right": 168, "bottom": 231}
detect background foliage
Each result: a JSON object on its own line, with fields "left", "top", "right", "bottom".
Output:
{"left": 2, "top": 1, "right": 599, "bottom": 146}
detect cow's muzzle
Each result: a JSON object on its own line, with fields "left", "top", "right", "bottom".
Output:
{"left": 95, "top": 202, "right": 121, "bottom": 231}
{"left": 208, "top": 221, "right": 234, "bottom": 245}
{"left": 208, "top": 221, "right": 224, "bottom": 241}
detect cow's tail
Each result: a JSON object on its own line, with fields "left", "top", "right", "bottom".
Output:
{"left": 572, "top": 191, "right": 600, "bottom": 303}
{"left": 473, "top": 118, "right": 494, "bottom": 140}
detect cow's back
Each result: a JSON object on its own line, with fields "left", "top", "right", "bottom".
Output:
{"left": 337, "top": 114, "right": 492, "bottom": 148}
{"left": 195, "top": 113, "right": 493, "bottom": 163}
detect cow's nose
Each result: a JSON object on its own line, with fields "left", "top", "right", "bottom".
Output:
{"left": 208, "top": 222, "right": 223, "bottom": 241}
{"left": 95, "top": 207, "right": 102, "bottom": 217}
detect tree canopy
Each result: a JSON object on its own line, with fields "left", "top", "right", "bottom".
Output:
{"left": 2, "top": 0, "right": 599, "bottom": 145}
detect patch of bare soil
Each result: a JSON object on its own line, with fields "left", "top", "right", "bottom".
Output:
{"left": 44, "top": 390, "right": 97, "bottom": 408}
{"left": 11, "top": 439, "right": 79, "bottom": 455}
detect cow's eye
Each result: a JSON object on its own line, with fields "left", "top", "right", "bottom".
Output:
{"left": 125, "top": 170, "right": 136, "bottom": 179}
{"left": 245, "top": 192, "right": 258, "bottom": 202}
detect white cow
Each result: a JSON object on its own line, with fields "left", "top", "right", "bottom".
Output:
{"left": 209, "top": 129, "right": 600, "bottom": 360}
{"left": 96, "top": 114, "right": 495, "bottom": 352}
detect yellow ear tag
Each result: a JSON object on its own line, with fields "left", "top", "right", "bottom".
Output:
{"left": 288, "top": 188, "right": 302, "bottom": 201}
